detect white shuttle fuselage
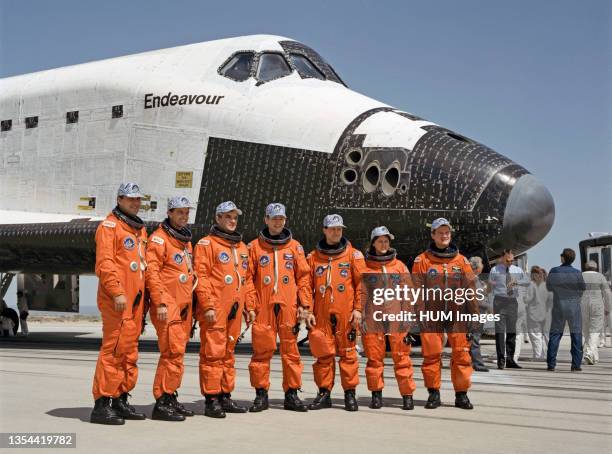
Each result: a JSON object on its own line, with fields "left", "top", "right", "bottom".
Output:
{"left": 1, "top": 35, "right": 432, "bottom": 223}
{"left": 0, "top": 34, "right": 555, "bottom": 283}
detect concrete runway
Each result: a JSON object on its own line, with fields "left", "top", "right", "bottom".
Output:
{"left": 0, "top": 326, "right": 611, "bottom": 454}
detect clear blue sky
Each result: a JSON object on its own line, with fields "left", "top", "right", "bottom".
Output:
{"left": 1, "top": 0, "right": 610, "bottom": 307}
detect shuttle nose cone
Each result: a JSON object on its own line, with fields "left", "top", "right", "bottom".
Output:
{"left": 499, "top": 174, "right": 555, "bottom": 254}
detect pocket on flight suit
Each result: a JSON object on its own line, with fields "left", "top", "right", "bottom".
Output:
{"left": 252, "top": 322, "right": 277, "bottom": 355}
{"left": 335, "top": 319, "right": 358, "bottom": 357}
{"left": 204, "top": 327, "right": 227, "bottom": 360}
{"left": 389, "top": 333, "right": 410, "bottom": 358}
{"left": 168, "top": 319, "right": 188, "bottom": 355}
{"left": 308, "top": 327, "right": 335, "bottom": 358}
{"left": 114, "top": 317, "right": 139, "bottom": 357}
{"left": 363, "top": 333, "right": 385, "bottom": 360}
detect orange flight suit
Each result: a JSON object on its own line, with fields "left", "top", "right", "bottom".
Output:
{"left": 360, "top": 250, "right": 417, "bottom": 396}
{"left": 194, "top": 226, "right": 255, "bottom": 396}
{"left": 145, "top": 222, "right": 195, "bottom": 400}
{"left": 92, "top": 210, "right": 147, "bottom": 400}
{"left": 412, "top": 245, "right": 477, "bottom": 392}
{"left": 307, "top": 238, "right": 364, "bottom": 391}
{"left": 247, "top": 229, "right": 312, "bottom": 392}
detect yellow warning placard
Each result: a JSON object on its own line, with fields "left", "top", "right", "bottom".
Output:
{"left": 77, "top": 196, "right": 96, "bottom": 211}
{"left": 175, "top": 171, "right": 193, "bottom": 188}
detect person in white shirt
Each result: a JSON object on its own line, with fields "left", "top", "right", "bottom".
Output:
{"left": 523, "top": 266, "right": 553, "bottom": 360}
{"left": 541, "top": 269, "right": 553, "bottom": 338}
{"left": 581, "top": 261, "right": 611, "bottom": 364}
{"left": 600, "top": 270, "right": 612, "bottom": 348}
{"left": 488, "top": 249, "right": 530, "bottom": 369}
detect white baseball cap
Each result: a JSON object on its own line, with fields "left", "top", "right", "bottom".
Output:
{"left": 431, "top": 217, "right": 452, "bottom": 232}
{"left": 265, "top": 203, "right": 286, "bottom": 218}
{"left": 117, "top": 182, "right": 143, "bottom": 198}
{"left": 323, "top": 214, "right": 346, "bottom": 228}
{"left": 168, "top": 196, "right": 193, "bottom": 210}
{"left": 370, "top": 226, "right": 395, "bottom": 240}
{"left": 216, "top": 201, "right": 242, "bottom": 215}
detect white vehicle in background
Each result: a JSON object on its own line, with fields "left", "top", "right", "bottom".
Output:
{"left": 580, "top": 233, "right": 612, "bottom": 281}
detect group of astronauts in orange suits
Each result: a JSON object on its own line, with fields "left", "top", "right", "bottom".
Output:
{"left": 90, "top": 182, "right": 478, "bottom": 425}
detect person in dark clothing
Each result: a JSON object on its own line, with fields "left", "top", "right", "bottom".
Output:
{"left": 546, "top": 248, "right": 586, "bottom": 371}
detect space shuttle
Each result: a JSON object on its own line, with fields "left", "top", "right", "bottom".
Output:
{"left": 0, "top": 35, "right": 554, "bottom": 311}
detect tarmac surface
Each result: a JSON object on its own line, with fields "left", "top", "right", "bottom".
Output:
{"left": 1, "top": 323, "right": 611, "bottom": 454}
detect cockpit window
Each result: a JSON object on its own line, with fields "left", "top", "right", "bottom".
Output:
{"left": 219, "top": 52, "right": 254, "bottom": 81}
{"left": 219, "top": 46, "right": 344, "bottom": 86}
{"left": 279, "top": 40, "right": 347, "bottom": 86}
{"left": 289, "top": 53, "right": 325, "bottom": 80}
{"left": 256, "top": 53, "right": 292, "bottom": 82}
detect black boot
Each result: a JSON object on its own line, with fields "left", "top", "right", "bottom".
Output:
{"left": 249, "top": 388, "right": 269, "bottom": 413}
{"left": 369, "top": 391, "right": 383, "bottom": 409}
{"left": 219, "top": 393, "right": 247, "bottom": 413}
{"left": 344, "top": 389, "right": 358, "bottom": 412}
{"left": 90, "top": 397, "right": 125, "bottom": 425}
{"left": 455, "top": 392, "right": 474, "bottom": 409}
{"left": 204, "top": 395, "right": 226, "bottom": 418}
{"left": 284, "top": 388, "right": 308, "bottom": 412}
{"left": 152, "top": 393, "right": 186, "bottom": 421}
{"left": 112, "top": 392, "right": 146, "bottom": 420}
{"left": 402, "top": 395, "right": 414, "bottom": 410}
{"left": 424, "top": 388, "right": 441, "bottom": 409}
{"left": 170, "top": 391, "right": 194, "bottom": 417}
{"left": 308, "top": 388, "right": 332, "bottom": 410}
{"left": 505, "top": 360, "right": 522, "bottom": 369}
